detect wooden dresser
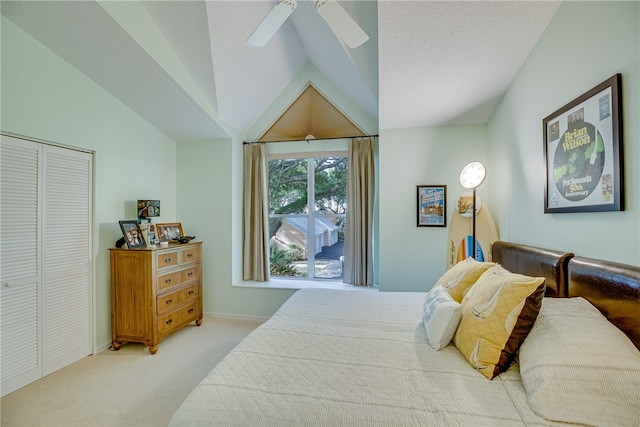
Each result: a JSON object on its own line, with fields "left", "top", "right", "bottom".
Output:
{"left": 109, "top": 241, "right": 202, "bottom": 354}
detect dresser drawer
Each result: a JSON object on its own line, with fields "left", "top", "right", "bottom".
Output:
{"left": 181, "top": 266, "right": 199, "bottom": 283}
{"left": 182, "top": 301, "right": 200, "bottom": 322}
{"left": 157, "top": 301, "right": 201, "bottom": 336}
{"left": 183, "top": 283, "right": 199, "bottom": 300}
{"left": 157, "top": 310, "right": 180, "bottom": 336}
{"left": 157, "top": 284, "right": 199, "bottom": 315}
{"left": 156, "top": 250, "right": 179, "bottom": 271}
{"left": 157, "top": 288, "right": 182, "bottom": 314}
{"left": 181, "top": 247, "right": 200, "bottom": 265}
{"left": 157, "top": 271, "right": 181, "bottom": 291}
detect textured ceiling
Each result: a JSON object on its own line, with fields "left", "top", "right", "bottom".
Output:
{"left": 1, "top": 1, "right": 561, "bottom": 142}
{"left": 379, "top": 1, "right": 561, "bottom": 129}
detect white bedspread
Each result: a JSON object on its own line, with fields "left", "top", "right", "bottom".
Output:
{"left": 170, "top": 288, "right": 566, "bottom": 426}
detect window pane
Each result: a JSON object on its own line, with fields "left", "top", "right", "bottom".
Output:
{"left": 313, "top": 157, "right": 346, "bottom": 280}
{"left": 268, "top": 158, "right": 308, "bottom": 215}
{"left": 314, "top": 215, "right": 344, "bottom": 279}
{"left": 314, "top": 157, "right": 347, "bottom": 214}
{"left": 269, "top": 216, "right": 309, "bottom": 277}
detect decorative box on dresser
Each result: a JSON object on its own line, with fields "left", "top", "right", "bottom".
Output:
{"left": 109, "top": 241, "right": 202, "bottom": 354}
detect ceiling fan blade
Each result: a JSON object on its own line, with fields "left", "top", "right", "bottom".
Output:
{"left": 316, "top": 0, "right": 369, "bottom": 49}
{"left": 246, "top": 0, "right": 297, "bottom": 47}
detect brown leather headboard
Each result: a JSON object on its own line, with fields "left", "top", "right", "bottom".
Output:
{"left": 567, "top": 256, "right": 640, "bottom": 350}
{"left": 491, "top": 241, "right": 574, "bottom": 297}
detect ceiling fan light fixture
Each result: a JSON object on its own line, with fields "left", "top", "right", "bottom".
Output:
{"left": 246, "top": 0, "right": 297, "bottom": 47}
{"left": 316, "top": 0, "right": 369, "bottom": 49}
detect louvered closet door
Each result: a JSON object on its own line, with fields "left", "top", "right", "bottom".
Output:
{"left": 0, "top": 136, "right": 41, "bottom": 397}
{"left": 1, "top": 135, "right": 93, "bottom": 397}
{"left": 41, "top": 145, "right": 92, "bottom": 375}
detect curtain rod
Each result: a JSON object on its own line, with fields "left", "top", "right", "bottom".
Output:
{"left": 243, "top": 134, "right": 378, "bottom": 145}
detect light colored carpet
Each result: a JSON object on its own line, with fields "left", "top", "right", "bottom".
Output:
{"left": 0, "top": 316, "right": 263, "bottom": 427}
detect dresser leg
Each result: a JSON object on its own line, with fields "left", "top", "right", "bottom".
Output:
{"left": 196, "top": 318, "right": 203, "bottom": 326}
{"left": 148, "top": 345, "right": 158, "bottom": 355}
{"left": 112, "top": 341, "right": 121, "bottom": 351}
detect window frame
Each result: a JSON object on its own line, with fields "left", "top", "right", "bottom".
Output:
{"left": 267, "top": 141, "right": 348, "bottom": 282}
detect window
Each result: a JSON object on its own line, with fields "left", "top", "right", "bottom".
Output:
{"left": 268, "top": 153, "right": 347, "bottom": 280}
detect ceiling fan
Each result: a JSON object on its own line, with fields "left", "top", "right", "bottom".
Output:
{"left": 246, "top": 0, "right": 369, "bottom": 49}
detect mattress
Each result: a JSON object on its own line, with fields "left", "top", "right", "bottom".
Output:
{"left": 170, "top": 288, "right": 564, "bottom": 426}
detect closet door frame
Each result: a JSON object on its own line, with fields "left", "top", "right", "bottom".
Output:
{"left": 0, "top": 133, "right": 95, "bottom": 396}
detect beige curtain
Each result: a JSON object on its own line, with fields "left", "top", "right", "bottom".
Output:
{"left": 343, "top": 136, "right": 375, "bottom": 286}
{"left": 243, "top": 143, "right": 270, "bottom": 281}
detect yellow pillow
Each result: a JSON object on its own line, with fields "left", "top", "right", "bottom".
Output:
{"left": 435, "top": 258, "right": 495, "bottom": 302}
{"left": 453, "top": 265, "right": 545, "bottom": 379}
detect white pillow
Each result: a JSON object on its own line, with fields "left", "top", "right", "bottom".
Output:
{"left": 519, "top": 297, "right": 640, "bottom": 426}
{"left": 422, "top": 286, "right": 462, "bottom": 350}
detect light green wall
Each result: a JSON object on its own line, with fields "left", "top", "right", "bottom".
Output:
{"left": 378, "top": 126, "right": 488, "bottom": 292}
{"left": 175, "top": 61, "right": 380, "bottom": 319}
{"left": 176, "top": 140, "right": 295, "bottom": 318}
{"left": 487, "top": 1, "right": 640, "bottom": 264}
{"left": 377, "top": 1, "right": 640, "bottom": 291}
{"left": 1, "top": 16, "right": 179, "bottom": 351}
{"left": 3, "top": 1, "right": 638, "bottom": 344}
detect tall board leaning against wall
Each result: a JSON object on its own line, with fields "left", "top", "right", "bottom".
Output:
{"left": 447, "top": 192, "right": 499, "bottom": 270}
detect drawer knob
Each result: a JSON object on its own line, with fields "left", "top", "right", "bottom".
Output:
{"left": 188, "top": 308, "right": 194, "bottom": 314}
{"left": 187, "top": 253, "right": 193, "bottom": 258}
{"left": 165, "top": 278, "right": 172, "bottom": 284}
{"left": 166, "top": 319, "right": 173, "bottom": 325}
{"left": 164, "top": 258, "right": 171, "bottom": 263}
{"left": 166, "top": 299, "right": 173, "bottom": 305}
{"left": 187, "top": 272, "right": 193, "bottom": 277}
{"left": 188, "top": 290, "right": 194, "bottom": 295}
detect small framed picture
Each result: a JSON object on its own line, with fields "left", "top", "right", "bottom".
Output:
{"left": 137, "top": 200, "right": 160, "bottom": 218}
{"left": 156, "top": 223, "right": 184, "bottom": 242}
{"left": 417, "top": 185, "right": 447, "bottom": 227}
{"left": 119, "top": 220, "right": 147, "bottom": 249}
{"left": 139, "top": 222, "right": 158, "bottom": 244}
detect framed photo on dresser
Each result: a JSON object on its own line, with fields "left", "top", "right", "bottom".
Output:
{"left": 119, "top": 220, "right": 146, "bottom": 249}
{"left": 156, "top": 222, "right": 183, "bottom": 242}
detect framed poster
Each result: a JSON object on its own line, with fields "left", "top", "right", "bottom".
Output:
{"left": 543, "top": 74, "right": 623, "bottom": 213}
{"left": 417, "top": 185, "right": 446, "bottom": 227}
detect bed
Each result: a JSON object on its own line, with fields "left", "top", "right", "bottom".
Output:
{"left": 170, "top": 241, "right": 640, "bottom": 426}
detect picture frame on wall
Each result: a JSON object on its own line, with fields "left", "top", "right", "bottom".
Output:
{"left": 156, "top": 222, "right": 184, "bottom": 242}
{"left": 119, "top": 220, "right": 147, "bottom": 249}
{"left": 417, "top": 185, "right": 447, "bottom": 227}
{"left": 543, "top": 74, "right": 623, "bottom": 213}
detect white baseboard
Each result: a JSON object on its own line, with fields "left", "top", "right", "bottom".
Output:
{"left": 203, "top": 312, "right": 269, "bottom": 323}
